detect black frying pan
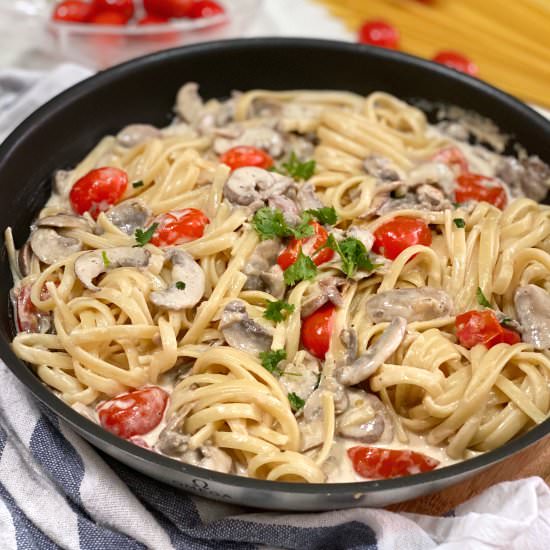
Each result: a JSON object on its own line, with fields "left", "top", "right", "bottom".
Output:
{"left": 0, "top": 38, "right": 549, "bottom": 511}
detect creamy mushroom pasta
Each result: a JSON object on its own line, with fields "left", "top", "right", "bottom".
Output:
{"left": 6, "top": 85, "right": 550, "bottom": 483}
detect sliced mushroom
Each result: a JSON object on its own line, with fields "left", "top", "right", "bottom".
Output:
{"left": 340, "top": 328, "right": 358, "bottom": 365}
{"left": 106, "top": 199, "right": 151, "bottom": 236}
{"left": 116, "top": 124, "right": 161, "bottom": 148}
{"left": 17, "top": 241, "right": 33, "bottom": 278}
{"left": 337, "top": 390, "right": 392, "bottom": 444}
{"left": 496, "top": 155, "right": 550, "bottom": 202}
{"left": 514, "top": 284, "right": 550, "bottom": 349}
{"left": 303, "top": 378, "right": 349, "bottom": 423}
{"left": 279, "top": 351, "right": 320, "bottom": 403}
{"left": 301, "top": 277, "right": 346, "bottom": 318}
{"left": 156, "top": 405, "right": 192, "bottom": 456}
{"left": 30, "top": 228, "right": 82, "bottom": 265}
{"left": 75, "top": 246, "right": 150, "bottom": 291}
{"left": 219, "top": 299, "right": 273, "bottom": 354}
{"left": 243, "top": 240, "right": 285, "bottom": 299}
{"left": 416, "top": 184, "right": 452, "bottom": 211}
{"left": 363, "top": 154, "right": 401, "bottom": 182}
{"left": 366, "top": 287, "right": 454, "bottom": 324}
{"left": 297, "top": 182, "right": 324, "bottom": 211}
{"left": 36, "top": 213, "right": 91, "bottom": 231}
{"left": 175, "top": 82, "right": 204, "bottom": 125}
{"left": 336, "top": 317, "right": 407, "bottom": 386}
{"left": 214, "top": 125, "right": 284, "bottom": 157}
{"left": 267, "top": 194, "right": 301, "bottom": 225}
{"left": 223, "top": 167, "right": 292, "bottom": 207}
{"left": 149, "top": 249, "right": 205, "bottom": 310}
{"left": 52, "top": 169, "right": 73, "bottom": 197}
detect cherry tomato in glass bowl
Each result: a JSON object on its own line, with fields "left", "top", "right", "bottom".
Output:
{"left": 455, "top": 173, "right": 507, "bottom": 209}
{"left": 277, "top": 221, "right": 334, "bottom": 271}
{"left": 372, "top": 217, "right": 432, "bottom": 260}
{"left": 358, "top": 20, "right": 399, "bottom": 49}
{"left": 455, "top": 310, "right": 521, "bottom": 349}
{"left": 97, "top": 386, "right": 169, "bottom": 439}
{"left": 143, "top": 0, "right": 194, "bottom": 18}
{"left": 348, "top": 446, "right": 439, "bottom": 480}
{"left": 69, "top": 167, "right": 128, "bottom": 219}
{"left": 188, "top": 0, "right": 225, "bottom": 18}
{"left": 432, "top": 50, "right": 478, "bottom": 77}
{"left": 220, "top": 146, "right": 273, "bottom": 171}
{"left": 301, "top": 303, "right": 335, "bottom": 359}
{"left": 150, "top": 208, "right": 209, "bottom": 247}
{"left": 52, "top": 0, "right": 95, "bottom": 23}
{"left": 92, "top": 0, "right": 135, "bottom": 22}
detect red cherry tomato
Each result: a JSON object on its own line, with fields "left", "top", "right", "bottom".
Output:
{"left": 15, "top": 285, "right": 38, "bottom": 333}
{"left": 150, "top": 208, "right": 209, "bottom": 247}
{"left": 89, "top": 10, "right": 128, "bottom": 24}
{"left": 138, "top": 14, "right": 170, "bottom": 24}
{"left": 277, "top": 222, "right": 334, "bottom": 271}
{"left": 455, "top": 173, "right": 507, "bottom": 209}
{"left": 52, "top": 0, "right": 94, "bottom": 22}
{"left": 358, "top": 20, "right": 399, "bottom": 49}
{"left": 91, "top": 0, "right": 134, "bottom": 21}
{"left": 348, "top": 446, "right": 439, "bottom": 480}
{"left": 487, "top": 326, "right": 521, "bottom": 347}
{"left": 143, "top": 0, "right": 193, "bottom": 18}
{"left": 188, "top": 0, "right": 225, "bottom": 18}
{"left": 431, "top": 146, "right": 469, "bottom": 174}
{"left": 220, "top": 146, "right": 273, "bottom": 171}
{"left": 372, "top": 217, "right": 432, "bottom": 260}
{"left": 97, "top": 387, "right": 169, "bottom": 439}
{"left": 455, "top": 310, "right": 520, "bottom": 349}
{"left": 301, "top": 304, "right": 335, "bottom": 359}
{"left": 432, "top": 50, "right": 478, "bottom": 77}
{"left": 69, "top": 167, "right": 128, "bottom": 219}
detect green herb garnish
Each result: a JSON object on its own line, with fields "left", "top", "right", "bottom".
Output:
{"left": 251, "top": 208, "right": 314, "bottom": 241}
{"left": 305, "top": 206, "right": 338, "bottom": 226}
{"left": 453, "top": 218, "right": 466, "bottom": 228}
{"left": 263, "top": 300, "right": 295, "bottom": 323}
{"left": 132, "top": 180, "right": 144, "bottom": 189}
{"left": 500, "top": 316, "right": 513, "bottom": 327}
{"left": 288, "top": 392, "right": 305, "bottom": 412}
{"left": 326, "top": 235, "right": 379, "bottom": 277}
{"left": 476, "top": 287, "right": 492, "bottom": 308}
{"left": 283, "top": 248, "right": 318, "bottom": 285}
{"left": 281, "top": 152, "right": 316, "bottom": 181}
{"left": 175, "top": 281, "right": 186, "bottom": 291}
{"left": 134, "top": 223, "right": 158, "bottom": 247}
{"left": 101, "top": 250, "right": 110, "bottom": 267}
{"left": 259, "top": 349, "right": 287, "bottom": 376}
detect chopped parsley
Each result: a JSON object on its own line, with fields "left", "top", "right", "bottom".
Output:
{"left": 259, "top": 349, "right": 287, "bottom": 376}
{"left": 476, "top": 287, "right": 492, "bottom": 308}
{"left": 326, "top": 235, "right": 378, "bottom": 277}
{"left": 500, "top": 316, "right": 513, "bottom": 327}
{"left": 453, "top": 218, "right": 466, "bottom": 228}
{"left": 251, "top": 208, "right": 314, "bottom": 241}
{"left": 288, "top": 392, "right": 305, "bottom": 412}
{"left": 283, "top": 248, "right": 318, "bottom": 285}
{"left": 281, "top": 152, "right": 316, "bottom": 181}
{"left": 134, "top": 223, "right": 158, "bottom": 247}
{"left": 101, "top": 250, "right": 110, "bottom": 268}
{"left": 175, "top": 281, "right": 186, "bottom": 291}
{"left": 305, "top": 206, "right": 338, "bottom": 226}
{"left": 132, "top": 180, "right": 144, "bottom": 189}
{"left": 263, "top": 300, "right": 295, "bottom": 323}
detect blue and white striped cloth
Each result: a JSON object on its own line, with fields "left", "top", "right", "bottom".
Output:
{"left": 1, "top": 64, "right": 550, "bottom": 550}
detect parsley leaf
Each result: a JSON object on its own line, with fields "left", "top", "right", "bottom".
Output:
{"left": 281, "top": 152, "right": 316, "bottom": 181}
{"left": 101, "top": 250, "right": 110, "bottom": 268}
{"left": 476, "top": 287, "right": 492, "bottom": 308}
{"left": 175, "top": 281, "right": 186, "bottom": 290}
{"left": 306, "top": 206, "right": 338, "bottom": 226}
{"left": 283, "top": 248, "right": 318, "bottom": 285}
{"left": 453, "top": 218, "right": 466, "bottom": 228}
{"left": 263, "top": 300, "right": 295, "bottom": 323}
{"left": 134, "top": 223, "right": 158, "bottom": 247}
{"left": 288, "top": 392, "right": 305, "bottom": 412}
{"left": 326, "top": 235, "right": 378, "bottom": 277}
{"left": 288, "top": 212, "right": 315, "bottom": 239}
{"left": 132, "top": 180, "right": 144, "bottom": 189}
{"left": 259, "top": 349, "right": 287, "bottom": 376}
{"left": 252, "top": 208, "right": 314, "bottom": 241}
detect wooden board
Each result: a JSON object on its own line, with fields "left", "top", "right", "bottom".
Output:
{"left": 388, "top": 435, "right": 550, "bottom": 515}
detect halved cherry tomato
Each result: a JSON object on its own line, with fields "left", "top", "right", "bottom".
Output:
{"left": 15, "top": 285, "right": 38, "bottom": 333}
{"left": 455, "top": 310, "right": 520, "bottom": 349}
{"left": 431, "top": 146, "right": 469, "bottom": 174}
{"left": 143, "top": 0, "right": 193, "bottom": 18}
{"left": 150, "top": 208, "right": 209, "bottom": 247}
{"left": 188, "top": 0, "right": 225, "bottom": 18}
{"left": 89, "top": 10, "right": 128, "bottom": 24}
{"left": 91, "top": 0, "right": 134, "bottom": 22}
{"left": 138, "top": 14, "right": 170, "bottom": 24}
{"left": 455, "top": 173, "right": 507, "bottom": 209}
{"left": 358, "top": 20, "right": 399, "bottom": 49}
{"left": 432, "top": 50, "right": 478, "bottom": 77}
{"left": 69, "top": 167, "right": 128, "bottom": 219}
{"left": 277, "top": 221, "right": 334, "bottom": 271}
{"left": 52, "top": 0, "right": 94, "bottom": 22}
{"left": 220, "top": 146, "right": 273, "bottom": 171}
{"left": 98, "top": 386, "right": 169, "bottom": 439}
{"left": 301, "top": 303, "right": 335, "bottom": 359}
{"left": 372, "top": 217, "right": 432, "bottom": 260}
{"left": 348, "top": 446, "right": 439, "bottom": 480}
{"left": 487, "top": 326, "right": 521, "bottom": 347}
